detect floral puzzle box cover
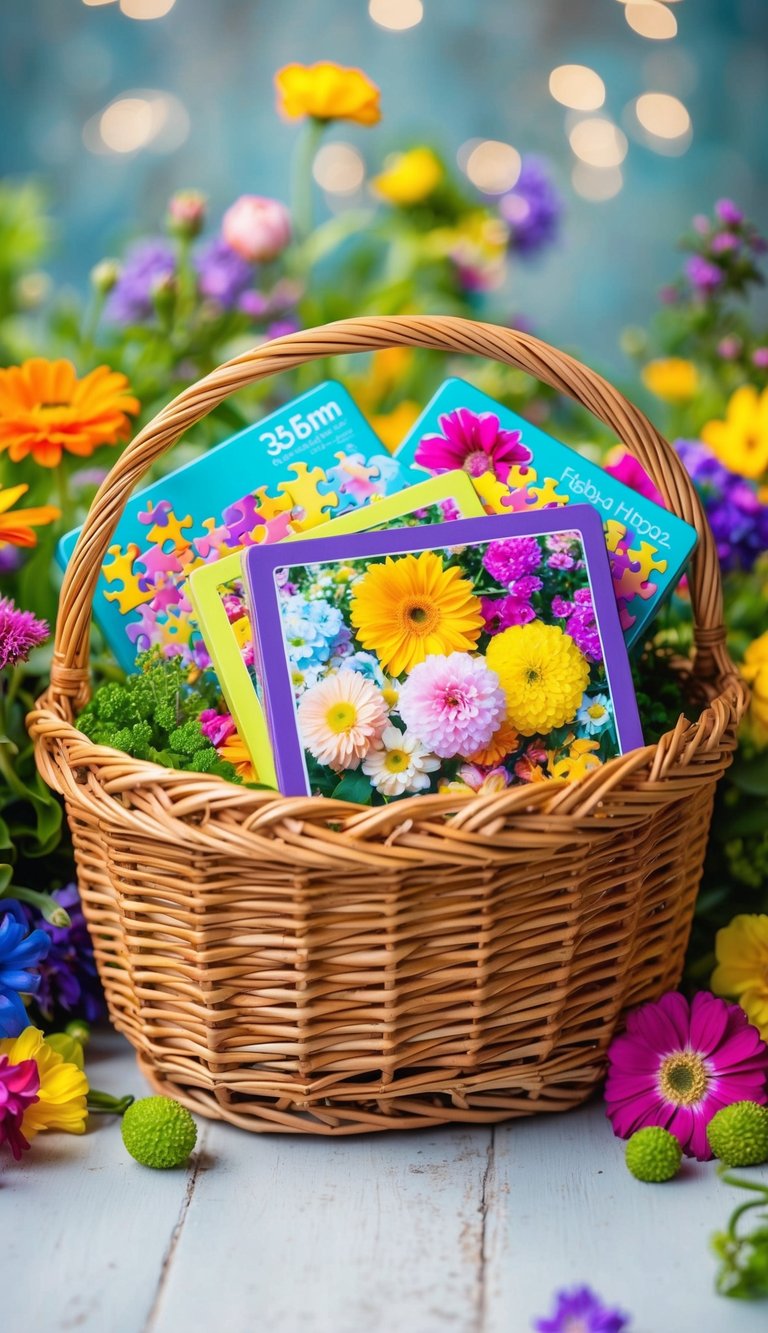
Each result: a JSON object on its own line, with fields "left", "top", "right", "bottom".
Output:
{"left": 242, "top": 504, "right": 644, "bottom": 801}
{"left": 188, "top": 470, "right": 485, "bottom": 787}
{"left": 394, "top": 377, "right": 699, "bottom": 646}
{"left": 57, "top": 380, "right": 412, "bottom": 672}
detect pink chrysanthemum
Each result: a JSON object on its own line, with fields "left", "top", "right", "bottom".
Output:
{"left": 605, "top": 990, "right": 768, "bottom": 1161}
{"left": 482, "top": 535, "right": 542, "bottom": 586}
{"left": 398, "top": 652, "right": 505, "bottom": 759}
{"left": 481, "top": 577, "right": 542, "bottom": 635}
{"left": 297, "top": 669, "right": 388, "bottom": 769}
{"left": 414, "top": 408, "right": 532, "bottom": 482}
{"left": 0, "top": 1053, "right": 40, "bottom": 1161}
{"left": 0, "top": 596, "right": 49, "bottom": 670}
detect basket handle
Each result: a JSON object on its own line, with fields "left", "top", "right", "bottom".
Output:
{"left": 50, "top": 315, "right": 735, "bottom": 709}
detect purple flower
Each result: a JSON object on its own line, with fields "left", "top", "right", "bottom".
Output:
{"left": 752, "top": 347, "right": 768, "bottom": 370}
{"left": 532, "top": 1284, "right": 629, "bottom": 1332}
{"left": 0, "top": 547, "right": 21, "bottom": 575}
{"left": 0, "top": 901, "right": 50, "bottom": 1037}
{"left": 483, "top": 535, "right": 542, "bottom": 585}
{"left": 238, "top": 290, "right": 269, "bottom": 319}
{"left": 711, "top": 232, "right": 738, "bottom": 255}
{"left": 0, "top": 597, "right": 49, "bottom": 670}
{"left": 482, "top": 583, "right": 540, "bottom": 633}
{"left": 194, "top": 236, "right": 253, "bottom": 308}
{"left": 715, "top": 198, "right": 744, "bottom": 227}
{"left": 24, "top": 885, "right": 104, "bottom": 1024}
{"left": 264, "top": 317, "right": 300, "bottom": 340}
{"left": 685, "top": 255, "right": 722, "bottom": 293}
{"left": 554, "top": 587, "right": 602, "bottom": 664}
{"left": 547, "top": 551, "right": 574, "bottom": 570}
{"left": 106, "top": 239, "right": 176, "bottom": 323}
{"left": 500, "top": 155, "right": 562, "bottom": 256}
{"left": 675, "top": 440, "right": 768, "bottom": 573}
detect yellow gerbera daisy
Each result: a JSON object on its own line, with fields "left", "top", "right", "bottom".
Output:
{"left": 0, "top": 1026, "right": 88, "bottom": 1137}
{"left": 350, "top": 551, "right": 483, "bottom": 676}
{"left": 701, "top": 384, "right": 768, "bottom": 480}
{"left": 372, "top": 147, "right": 443, "bottom": 205}
{"left": 712, "top": 914, "right": 768, "bottom": 1040}
{"left": 486, "top": 621, "right": 589, "bottom": 735}
{"left": 274, "top": 62, "right": 381, "bottom": 126}
{"left": 741, "top": 630, "right": 768, "bottom": 744}
{"left": 641, "top": 358, "right": 699, "bottom": 403}
{"left": 0, "top": 358, "right": 139, "bottom": 469}
{"left": 0, "top": 482, "right": 60, "bottom": 548}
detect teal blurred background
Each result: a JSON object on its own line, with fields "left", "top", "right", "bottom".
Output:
{"left": 2, "top": 0, "right": 766, "bottom": 366}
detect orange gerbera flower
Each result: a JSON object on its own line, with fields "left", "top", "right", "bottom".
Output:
{"left": 0, "top": 483, "right": 60, "bottom": 548}
{"left": 218, "top": 731, "right": 259, "bottom": 784}
{"left": 0, "top": 358, "right": 139, "bottom": 469}
{"left": 275, "top": 62, "right": 381, "bottom": 126}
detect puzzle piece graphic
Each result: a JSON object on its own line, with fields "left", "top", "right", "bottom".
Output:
{"left": 161, "top": 608, "right": 196, "bottom": 654}
{"left": 222, "top": 494, "right": 266, "bottom": 546}
{"left": 279, "top": 462, "right": 339, "bottom": 532}
{"left": 605, "top": 519, "right": 629, "bottom": 555}
{"left": 626, "top": 540, "right": 668, "bottom": 584}
{"left": 507, "top": 463, "right": 536, "bottom": 489}
{"left": 138, "top": 500, "right": 173, "bottom": 529}
{"left": 194, "top": 518, "right": 232, "bottom": 562}
{"left": 472, "top": 471, "right": 515, "bottom": 514}
{"left": 498, "top": 484, "right": 539, "bottom": 514}
{"left": 147, "top": 509, "right": 194, "bottom": 554}
{"left": 135, "top": 544, "right": 186, "bottom": 584}
{"left": 253, "top": 486, "right": 294, "bottom": 524}
{"left": 125, "top": 603, "right": 161, "bottom": 651}
{"left": 102, "top": 544, "right": 154, "bottom": 614}
{"left": 147, "top": 583, "right": 182, "bottom": 614}
{"left": 525, "top": 475, "right": 570, "bottom": 509}
{"left": 263, "top": 511, "right": 295, "bottom": 542}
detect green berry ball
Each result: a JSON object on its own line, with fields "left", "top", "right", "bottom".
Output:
{"left": 707, "top": 1101, "right": 768, "bottom": 1167}
{"left": 625, "top": 1126, "right": 682, "bottom": 1182}
{"left": 121, "top": 1095, "right": 198, "bottom": 1169}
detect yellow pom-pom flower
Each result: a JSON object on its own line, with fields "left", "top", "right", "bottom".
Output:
{"left": 701, "top": 384, "right": 768, "bottom": 481}
{"left": 0, "top": 1026, "right": 88, "bottom": 1138}
{"left": 274, "top": 62, "right": 381, "bottom": 126}
{"left": 486, "top": 622, "right": 590, "bottom": 735}
{"left": 373, "top": 147, "right": 443, "bottom": 205}
{"left": 712, "top": 914, "right": 768, "bottom": 1040}
{"left": 740, "top": 630, "right": 768, "bottom": 744}
{"left": 641, "top": 358, "right": 699, "bottom": 404}
{"left": 350, "top": 551, "right": 483, "bottom": 677}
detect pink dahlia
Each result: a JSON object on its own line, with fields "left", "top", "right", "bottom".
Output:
{"left": 481, "top": 578, "right": 541, "bottom": 634}
{"left": 482, "top": 535, "right": 542, "bottom": 586}
{"left": 297, "top": 669, "right": 388, "bottom": 769}
{"left": 0, "top": 596, "right": 49, "bottom": 669}
{"left": 398, "top": 652, "right": 505, "bottom": 759}
{"left": 414, "top": 408, "right": 532, "bottom": 483}
{"left": 605, "top": 990, "right": 768, "bottom": 1161}
{"left": 0, "top": 1053, "right": 40, "bottom": 1161}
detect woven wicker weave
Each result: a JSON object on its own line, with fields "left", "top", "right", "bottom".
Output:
{"left": 29, "top": 316, "right": 747, "bottom": 1135}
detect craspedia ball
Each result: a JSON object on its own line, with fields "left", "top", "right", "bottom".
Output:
{"left": 706, "top": 1101, "right": 768, "bottom": 1167}
{"left": 121, "top": 1095, "right": 198, "bottom": 1169}
{"left": 625, "top": 1126, "right": 682, "bottom": 1182}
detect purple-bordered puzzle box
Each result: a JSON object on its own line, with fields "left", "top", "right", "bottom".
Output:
{"left": 242, "top": 504, "right": 644, "bottom": 801}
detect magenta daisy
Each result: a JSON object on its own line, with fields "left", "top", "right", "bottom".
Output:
{"left": 0, "top": 596, "right": 49, "bottom": 670}
{"left": 482, "top": 535, "right": 542, "bottom": 586}
{"left": 398, "top": 652, "right": 505, "bottom": 759}
{"left": 605, "top": 990, "right": 768, "bottom": 1161}
{"left": 414, "top": 408, "right": 532, "bottom": 482}
{"left": 0, "top": 1053, "right": 40, "bottom": 1160}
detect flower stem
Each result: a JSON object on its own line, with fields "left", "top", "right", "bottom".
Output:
{"left": 87, "top": 1089, "right": 135, "bottom": 1116}
{"left": 292, "top": 118, "right": 325, "bottom": 244}
{"left": 5, "top": 884, "right": 71, "bottom": 927}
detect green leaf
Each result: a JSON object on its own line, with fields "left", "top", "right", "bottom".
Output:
{"left": 730, "top": 755, "right": 768, "bottom": 797}
{"left": 331, "top": 770, "right": 373, "bottom": 805}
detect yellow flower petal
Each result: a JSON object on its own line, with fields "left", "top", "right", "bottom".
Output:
{"left": 274, "top": 62, "right": 381, "bottom": 126}
{"left": 0, "top": 1027, "right": 89, "bottom": 1139}
{"left": 701, "top": 384, "right": 768, "bottom": 481}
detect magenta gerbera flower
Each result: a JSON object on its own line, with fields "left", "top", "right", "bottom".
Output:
{"left": 605, "top": 990, "right": 768, "bottom": 1161}
{"left": 0, "top": 596, "right": 49, "bottom": 670}
{"left": 0, "top": 1053, "right": 40, "bottom": 1160}
{"left": 414, "top": 407, "right": 532, "bottom": 482}
{"left": 397, "top": 651, "right": 505, "bottom": 758}
{"left": 532, "top": 1285, "right": 629, "bottom": 1333}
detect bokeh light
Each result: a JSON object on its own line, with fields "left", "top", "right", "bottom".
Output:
{"left": 313, "top": 142, "right": 366, "bottom": 194}
{"left": 464, "top": 140, "right": 521, "bottom": 194}
{"left": 120, "top": 0, "right": 177, "bottom": 16}
{"left": 81, "top": 1, "right": 116, "bottom": 7}
{"left": 572, "top": 163, "right": 624, "bottom": 201}
{"left": 549, "top": 65, "right": 605, "bottom": 112}
{"left": 635, "top": 92, "right": 691, "bottom": 138}
{"left": 569, "top": 118, "right": 628, "bottom": 168}
{"left": 368, "top": 0, "right": 423, "bottom": 30}
{"left": 624, "top": 2, "right": 678, "bottom": 40}
{"left": 84, "top": 91, "right": 189, "bottom": 155}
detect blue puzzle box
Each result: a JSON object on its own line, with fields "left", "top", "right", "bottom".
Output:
{"left": 57, "top": 380, "right": 415, "bottom": 672}
{"left": 394, "top": 377, "right": 698, "bottom": 647}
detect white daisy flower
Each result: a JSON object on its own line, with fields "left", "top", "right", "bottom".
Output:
{"left": 576, "top": 692, "right": 613, "bottom": 735}
{"left": 362, "top": 725, "right": 440, "bottom": 797}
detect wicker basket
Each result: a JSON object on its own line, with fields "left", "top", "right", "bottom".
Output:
{"left": 30, "top": 316, "right": 747, "bottom": 1135}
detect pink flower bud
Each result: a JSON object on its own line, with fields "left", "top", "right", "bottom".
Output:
{"left": 222, "top": 195, "right": 292, "bottom": 263}
{"left": 167, "top": 190, "right": 207, "bottom": 238}
{"left": 752, "top": 347, "right": 768, "bottom": 369}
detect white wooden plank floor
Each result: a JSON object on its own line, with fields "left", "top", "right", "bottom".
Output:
{"left": 3, "top": 1029, "right": 766, "bottom": 1333}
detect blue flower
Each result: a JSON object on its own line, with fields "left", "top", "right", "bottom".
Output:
{"left": 0, "top": 900, "right": 50, "bottom": 1037}
{"left": 340, "top": 651, "right": 386, "bottom": 686}
{"left": 24, "top": 885, "right": 104, "bottom": 1024}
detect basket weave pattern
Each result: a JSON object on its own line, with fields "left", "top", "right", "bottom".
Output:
{"left": 30, "top": 317, "right": 747, "bottom": 1134}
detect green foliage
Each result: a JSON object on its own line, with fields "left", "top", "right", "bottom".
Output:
{"left": 712, "top": 1171, "right": 768, "bottom": 1300}
{"left": 75, "top": 650, "right": 241, "bottom": 782}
